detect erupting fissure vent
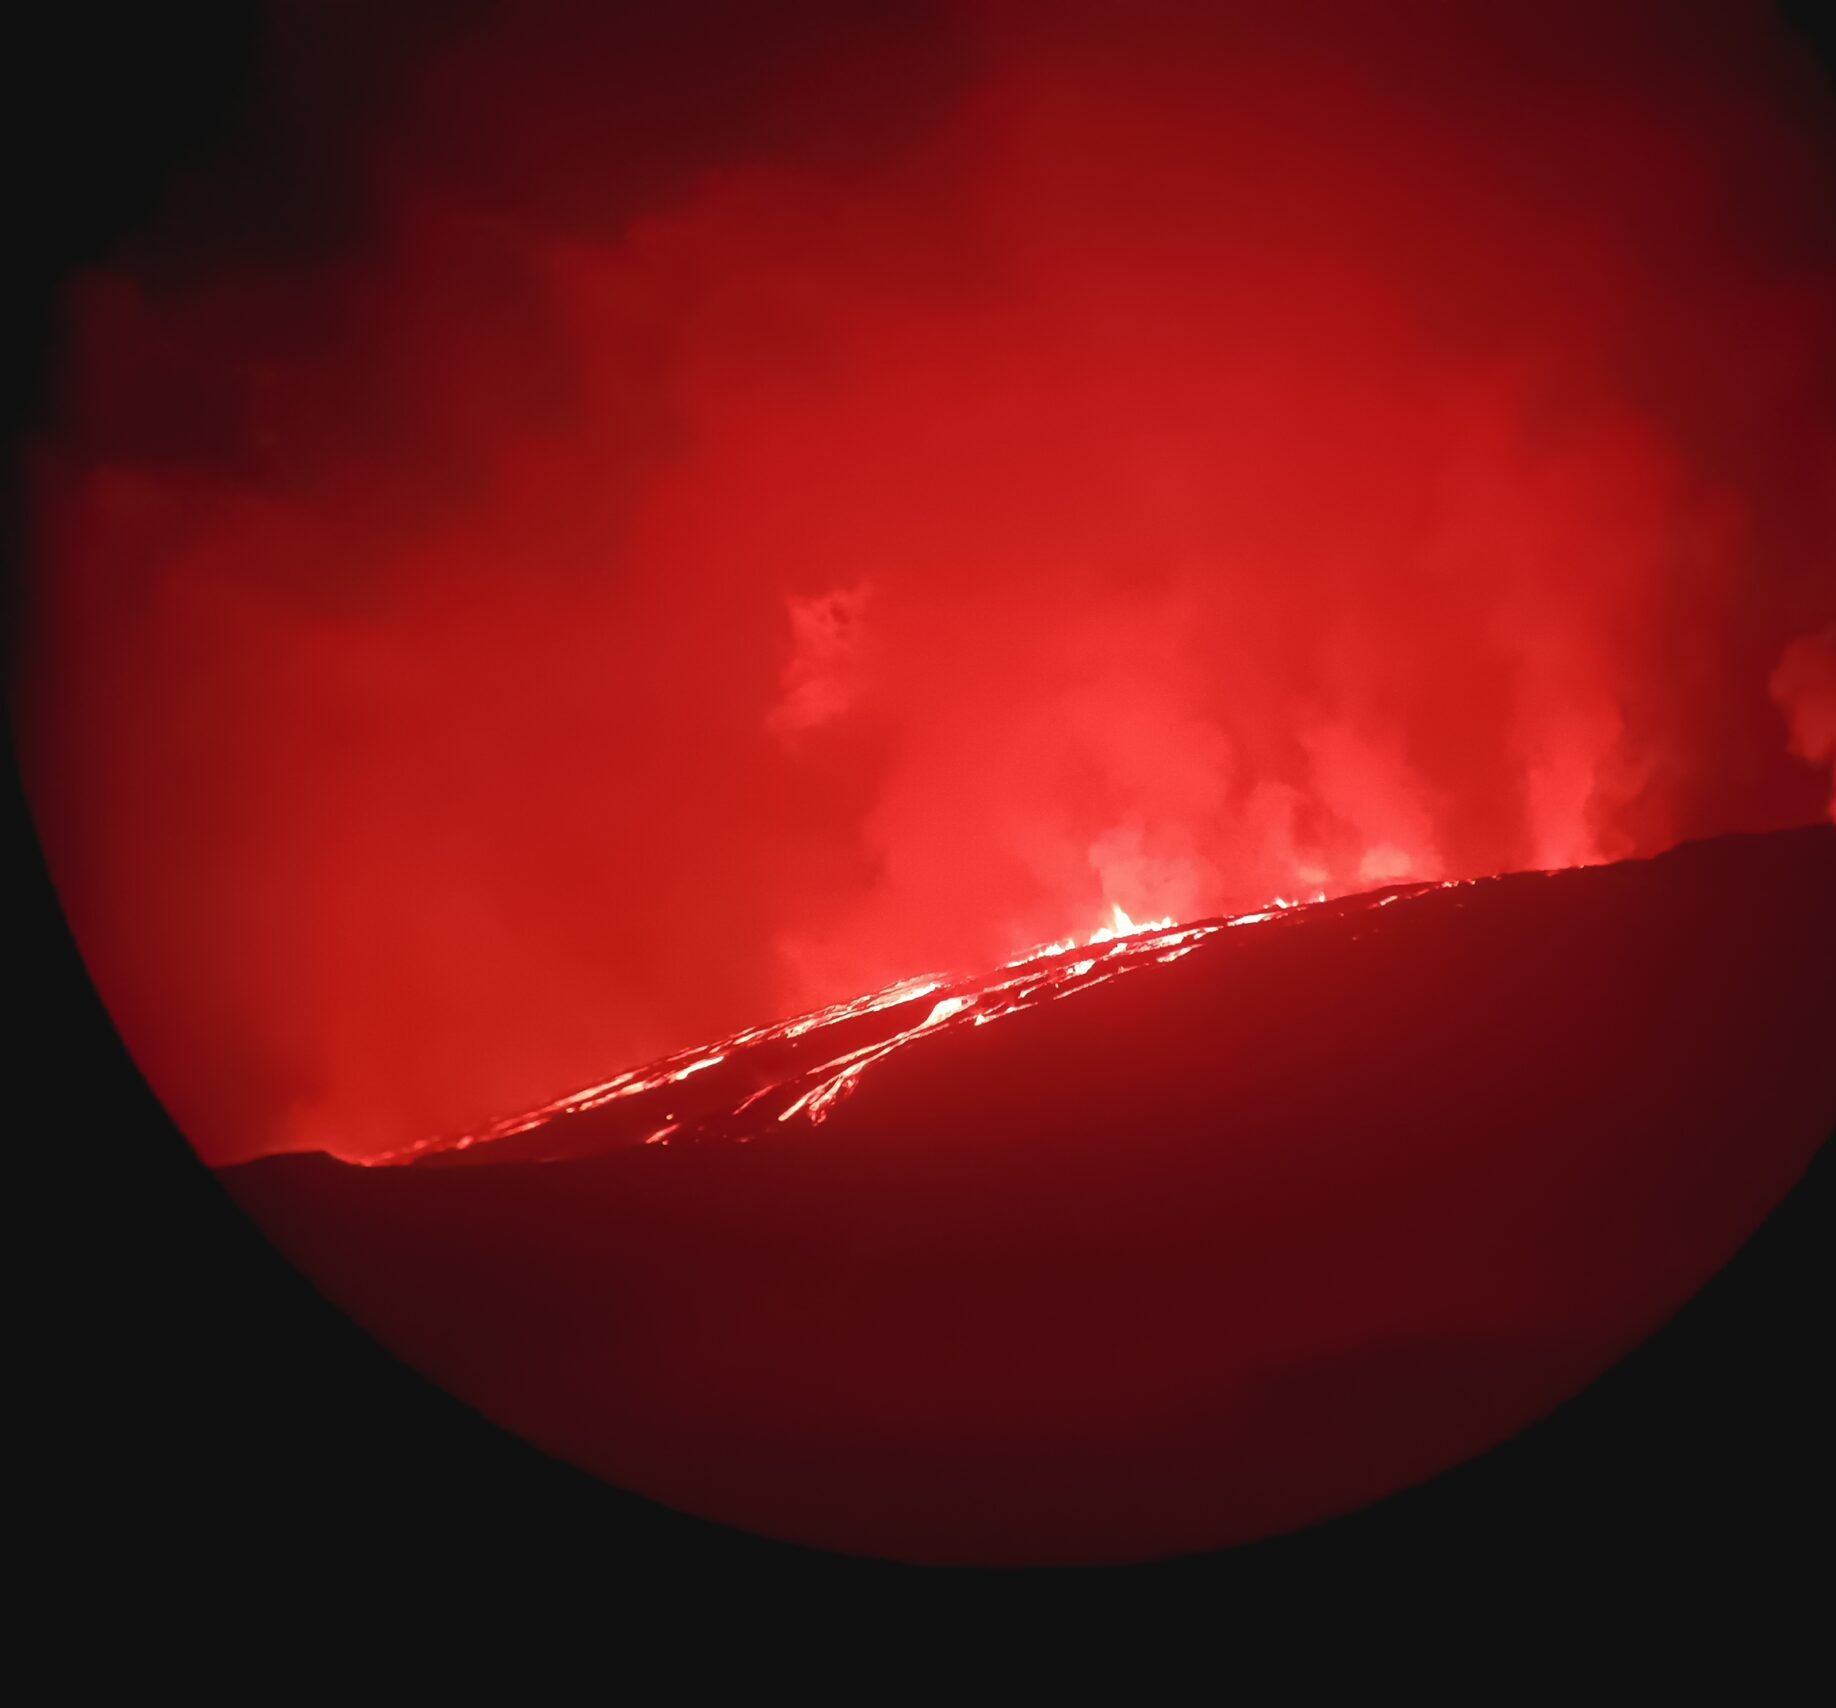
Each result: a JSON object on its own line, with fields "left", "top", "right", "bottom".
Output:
{"left": 360, "top": 880, "right": 1471, "bottom": 1167}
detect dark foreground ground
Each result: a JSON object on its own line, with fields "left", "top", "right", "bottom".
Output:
{"left": 222, "top": 826, "right": 1833, "bottom": 1565}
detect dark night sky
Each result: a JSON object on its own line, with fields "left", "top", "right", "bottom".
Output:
{"left": 11, "top": 0, "right": 1836, "bottom": 1165}
{"left": 6, "top": 0, "right": 1834, "bottom": 1609}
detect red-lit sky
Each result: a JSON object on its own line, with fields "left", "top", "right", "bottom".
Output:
{"left": 16, "top": 1, "right": 1836, "bottom": 1164}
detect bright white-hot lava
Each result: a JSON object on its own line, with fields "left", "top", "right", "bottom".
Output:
{"left": 356, "top": 880, "right": 1480, "bottom": 1169}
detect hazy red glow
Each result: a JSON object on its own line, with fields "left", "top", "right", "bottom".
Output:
{"left": 16, "top": 2, "right": 1836, "bottom": 1164}
{"left": 357, "top": 895, "right": 1261, "bottom": 1166}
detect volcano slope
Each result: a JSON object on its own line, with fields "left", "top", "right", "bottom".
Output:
{"left": 222, "top": 824, "right": 1834, "bottom": 1564}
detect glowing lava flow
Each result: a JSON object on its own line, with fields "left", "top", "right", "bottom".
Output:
{"left": 361, "top": 883, "right": 1457, "bottom": 1168}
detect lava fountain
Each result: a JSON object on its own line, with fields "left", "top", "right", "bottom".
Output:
{"left": 12, "top": 2, "right": 1836, "bottom": 1566}
{"left": 220, "top": 829, "right": 1834, "bottom": 1562}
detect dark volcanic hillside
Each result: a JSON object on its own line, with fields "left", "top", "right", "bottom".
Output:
{"left": 223, "top": 825, "right": 1835, "bottom": 1564}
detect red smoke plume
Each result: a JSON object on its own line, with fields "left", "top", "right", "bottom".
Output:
{"left": 16, "top": 2, "right": 1836, "bottom": 1163}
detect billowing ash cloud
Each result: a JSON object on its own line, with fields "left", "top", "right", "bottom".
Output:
{"left": 16, "top": 1, "right": 1836, "bottom": 1162}
{"left": 1772, "top": 624, "right": 1836, "bottom": 819}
